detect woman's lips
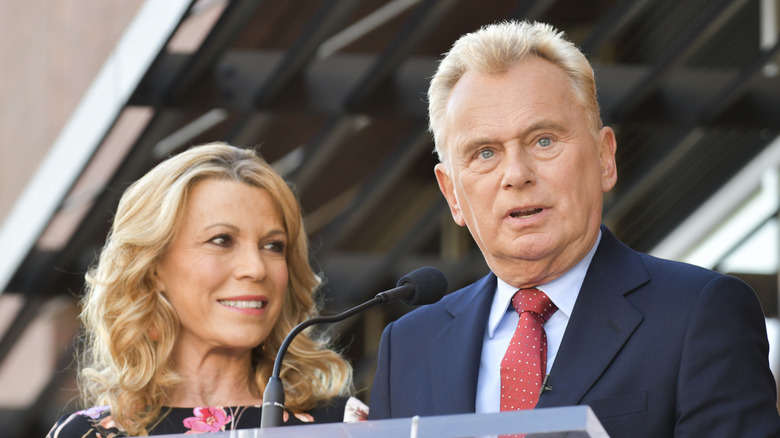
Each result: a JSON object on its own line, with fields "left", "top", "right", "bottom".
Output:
{"left": 218, "top": 299, "right": 267, "bottom": 309}
{"left": 218, "top": 295, "right": 268, "bottom": 314}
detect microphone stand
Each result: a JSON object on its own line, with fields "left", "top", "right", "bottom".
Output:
{"left": 260, "top": 283, "right": 413, "bottom": 428}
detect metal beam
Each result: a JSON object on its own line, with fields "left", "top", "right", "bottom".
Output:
{"left": 312, "top": 123, "right": 434, "bottom": 251}
{"left": 252, "top": 0, "right": 363, "bottom": 106}
{"left": 130, "top": 48, "right": 780, "bottom": 128}
{"left": 580, "top": 0, "right": 655, "bottom": 56}
{"left": 607, "top": 0, "right": 751, "bottom": 121}
{"left": 344, "top": 0, "right": 457, "bottom": 108}
{"left": 160, "top": 0, "right": 266, "bottom": 102}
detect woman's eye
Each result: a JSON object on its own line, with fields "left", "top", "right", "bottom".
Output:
{"left": 263, "top": 241, "right": 286, "bottom": 253}
{"left": 538, "top": 137, "right": 552, "bottom": 147}
{"left": 478, "top": 149, "right": 495, "bottom": 159}
{"left": 210, "top": 235, "right": 232, "bottom": 246}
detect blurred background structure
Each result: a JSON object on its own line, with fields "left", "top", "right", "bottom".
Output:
{"left": 1, "top": 1, "right": 779, "bottom": 436}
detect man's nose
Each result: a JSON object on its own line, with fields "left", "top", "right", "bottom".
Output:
{"left": 501, "top": 149, "right": 535, "bottom": 189}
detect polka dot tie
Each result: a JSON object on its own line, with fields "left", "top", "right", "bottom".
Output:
{"left": 500, "top": 288, "right": 557, "bottom": 415}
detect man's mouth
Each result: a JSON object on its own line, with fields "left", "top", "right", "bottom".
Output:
{"left": 509, "top": 208, "right": 543, "bottom": 218}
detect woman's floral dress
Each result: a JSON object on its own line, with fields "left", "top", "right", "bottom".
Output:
{"left": 46, "top": 396, "right": 368, "bottom": 437}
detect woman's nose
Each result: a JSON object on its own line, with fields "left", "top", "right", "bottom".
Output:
{"left": 235, "top": 245, "right": 266, "bottom": 280}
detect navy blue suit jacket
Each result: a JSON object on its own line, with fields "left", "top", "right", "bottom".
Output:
{"left": 369, "top": 226, "right": 780, "bottom": 437}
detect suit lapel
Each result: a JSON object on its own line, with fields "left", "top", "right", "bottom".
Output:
{"left": 427, "top": 274, "right": 496, "bottom": 415}
{"left": 537, "top": 227, "right": 648, "bottom": 408}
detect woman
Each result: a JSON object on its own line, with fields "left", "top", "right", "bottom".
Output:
{"left": 47, "top": 142, "right": 366, "bottom": 437}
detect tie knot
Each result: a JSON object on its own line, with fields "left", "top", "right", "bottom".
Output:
{"left": 512, "top": 288, "right": 557, "bottom": 322}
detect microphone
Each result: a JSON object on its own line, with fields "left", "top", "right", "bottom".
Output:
{"left": 260, "top": 266, "right": 448, "bottom": 428}
{"left": 375, "top": 266, "right": 448, "bottom": 306}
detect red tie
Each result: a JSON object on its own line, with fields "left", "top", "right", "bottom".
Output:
{"left": 500, "top": 288, "right": 557, "bottom": 413}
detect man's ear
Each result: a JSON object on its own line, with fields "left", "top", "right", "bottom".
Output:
{"left": 435, "top": 163, "right": 466, "bottom": 226}
{"left": 598, "top": 126, "right": 618, "bottom": 193}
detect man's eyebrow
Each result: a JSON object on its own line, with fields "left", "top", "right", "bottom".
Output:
{"left": 522, "top": 120, "right": 568, "bottom": 135}
{"left": 453, "top": 137, "right": 497, "bottom": 160}
{"left": 463, "top": 138, "right": 496, "bottom": 150}
{"left": 459, "top": 120, "right": 567, "bottom": 151}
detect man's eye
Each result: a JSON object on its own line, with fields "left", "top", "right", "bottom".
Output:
{"left": 479, "top": 149, "right": 495, "bottom": 159}
{"left": 538, "top": 137, "right": 552, "bottom": 147}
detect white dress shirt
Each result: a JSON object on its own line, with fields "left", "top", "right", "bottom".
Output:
{"left": 475, "top": 231, "right": 601, "bottom": 413}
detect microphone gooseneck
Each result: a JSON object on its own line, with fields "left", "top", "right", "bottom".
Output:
{"left": 260, "top": 266, "right": 448, "bottom": 428}
{"left": 260, "top": 297, "right": 382, "bottom": 429}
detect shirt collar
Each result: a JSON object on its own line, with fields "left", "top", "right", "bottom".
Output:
{"left": 487, "top": 230, "right": 602, "bottom": 338}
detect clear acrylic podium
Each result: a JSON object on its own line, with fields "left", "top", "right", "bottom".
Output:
{"left": 154, "top": 406, "right": 609, "bottom": 438}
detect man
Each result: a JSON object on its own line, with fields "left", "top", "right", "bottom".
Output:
{"left": 368, "top": 20, "right": 780, "bottom": 437}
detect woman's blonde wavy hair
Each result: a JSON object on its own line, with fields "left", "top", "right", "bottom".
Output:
{"left": 78, "top": 142, "right": 352, "bottom": 436}
{"left": 428, "top": 20, "right": 602, "bottom": 166}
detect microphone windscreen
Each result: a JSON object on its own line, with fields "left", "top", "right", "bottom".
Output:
{"left": 396, "top": 266, "right": 448, "bottom": 305}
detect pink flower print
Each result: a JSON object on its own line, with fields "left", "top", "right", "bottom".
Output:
{"left": 183, "top": 407, "right": 232, "bottom": 433}
{"left": 292, "top": 412, "right": 314, "bottom": 423}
